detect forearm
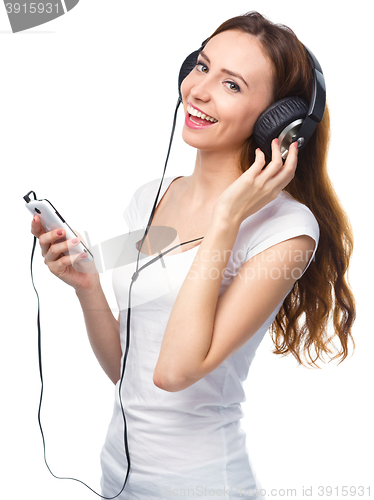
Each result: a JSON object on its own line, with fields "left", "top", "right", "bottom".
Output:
{"left": 76, "top": 284, "right": 122, "bottom": 384}
{"left": 154, "top": 210, "right": 241, "bottom": 389}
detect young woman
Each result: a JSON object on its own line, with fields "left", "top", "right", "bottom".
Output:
{"left": 31, "top": 11, "right": 356, "bottom": 500}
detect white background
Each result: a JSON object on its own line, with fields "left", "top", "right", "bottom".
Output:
{"left": 1, "top": 1, "right": 373, "bottom": 499}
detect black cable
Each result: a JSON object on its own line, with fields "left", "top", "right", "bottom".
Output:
{"left": 30, "top": 205, "right": 128, "bottom": 499}
{"left": 134, "top": 97, "right": 182, "bottom": 275}
{"left": 115, "top": 96, "right": 203, "bottom": 496}
{"left": 29, "top": 96, "right": 204, "bottom": 498}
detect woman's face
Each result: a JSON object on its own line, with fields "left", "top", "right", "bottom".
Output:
{"left": 181, "top": 30, "right": 275, "bottom": 156}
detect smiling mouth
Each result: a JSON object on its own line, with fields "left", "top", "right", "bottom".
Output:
{"left": 187, "top": 103, "right": 218, "bottom": 124}
{"left": 186, "top": 103, "right": 218, "bottom": 129}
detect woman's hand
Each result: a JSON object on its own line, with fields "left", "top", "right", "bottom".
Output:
{"left": 31, "top": 215, "right": 100, "bottom": 293}
{"left": 213, "top": 139, "right": 298, "bottom": 224}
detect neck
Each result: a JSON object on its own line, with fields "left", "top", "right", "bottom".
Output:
{"left": 183, "top": 149, "right": 242, "bottom": 207}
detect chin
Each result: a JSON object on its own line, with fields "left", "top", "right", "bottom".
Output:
{"left": 181, "top": 125, "right": 216, "bottom": 150}
{"left": 182, "top": 132, "right": 211, "bottom": 152}
{"left": 181, "top": 127, "right": 199, "bottom": 149}
{"left": 182, "top": 128, "right": 243, "bottom": 158}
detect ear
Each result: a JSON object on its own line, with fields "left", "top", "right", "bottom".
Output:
{"left": 253, "top": 97, "right": 308, "bottom": 157}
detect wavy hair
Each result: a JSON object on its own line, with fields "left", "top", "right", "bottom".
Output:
{"left": 207, "top": 12, "right": 356, "bottom": 368}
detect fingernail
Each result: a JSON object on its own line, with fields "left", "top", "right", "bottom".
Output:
{"left": 57, "top": 229, "right": 64, "bottom": 236}
{"left": 274, "top": 138, "right": 279, "bottom": 145}
{"left": 294, "top": 141, "right": 298, "bottom": 151}
{"left": 80, "top": 252, "right": 87, "bottom": 259}
{"left": 71, "top": 237, "right": 79, "bottom": 245}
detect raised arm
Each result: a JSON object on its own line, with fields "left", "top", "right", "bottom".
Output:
{"left": 153, "top": 140, "right": 310, "bottom": 392}
{"left": 153, "top": 212, "right": 315, "bottom": 392}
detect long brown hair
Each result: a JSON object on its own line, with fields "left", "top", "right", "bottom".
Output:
{"left": 208, "top": 12, "right": 356, "bottom": 368}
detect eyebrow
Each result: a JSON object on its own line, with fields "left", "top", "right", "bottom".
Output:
{"left": 199, "top": 51, "right": 249, "bottom": 88}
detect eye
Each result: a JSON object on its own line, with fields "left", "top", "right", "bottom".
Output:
{"left": 195, "top": 61, "right": 209, "bottom": 73}
{"left": 223, "top": 81, "right": 241, "bottom": 93}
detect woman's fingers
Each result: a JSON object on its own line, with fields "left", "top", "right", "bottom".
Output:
{"left": 31, "top": 215, "right": 46, "bottom": 238}
{"left": 251, "top": 139, "right": 284, "bottom": 179}
{"left": 279, "top": 141, "right": 298, "bottom": 188}
{"left": 265, "top": 139, "right": 298, "bottom": 189}
{"left": 38, "top": 227, "right": 65, "bottom": 257}
{"left": 47, "top": 251, "right": 85, "bottom": 277}
{"left": 32, "top": 215, "right": 66, "bottom": 258}
{"left": 263, "top": 138, "right": 285, "bottom": 177}
{"left": 285, "top": 140, "right": 299, "bottom": 164}
{"left": 43, "top": 236, "right": 82, "bottom": 265}
{"left": 30, "top": 215, "right": 98, "bottom": 288}
{"left": 270, "top": 138, "right": 283, "bottom": 167}
{"left": 250, "top": 148, "right": 266, "bottom": 175}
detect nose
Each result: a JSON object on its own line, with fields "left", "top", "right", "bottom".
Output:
{"left": 189, "top": 75, "right": 212, "bottom": 103}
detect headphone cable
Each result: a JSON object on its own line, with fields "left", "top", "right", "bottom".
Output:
{"left": 29, "top": 97, "right": 203, "bottom": 498}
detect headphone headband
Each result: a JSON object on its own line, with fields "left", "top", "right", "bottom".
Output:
{"left": 292, "top": 46, "right": 326, "bottom": 150}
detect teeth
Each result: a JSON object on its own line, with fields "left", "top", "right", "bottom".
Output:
{"left": 187, "top": 104, "right": 218, "bottom": 123}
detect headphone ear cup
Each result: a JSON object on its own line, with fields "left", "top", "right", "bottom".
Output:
{"left": 253, "top": 97, "right": 309, "bottom": 157}
{"left": 178, "top": 49, "right": 201, "bottom": 101}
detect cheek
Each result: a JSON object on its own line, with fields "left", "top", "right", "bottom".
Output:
{"left": 237, "top": 99, "right": 272, "bottom": 138}
{"left": 227, "top": 109, "right": 258, "bottom": 140}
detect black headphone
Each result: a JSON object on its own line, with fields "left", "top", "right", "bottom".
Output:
{"left": 178, "top": 38, "right": 326, "bottom": 158}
